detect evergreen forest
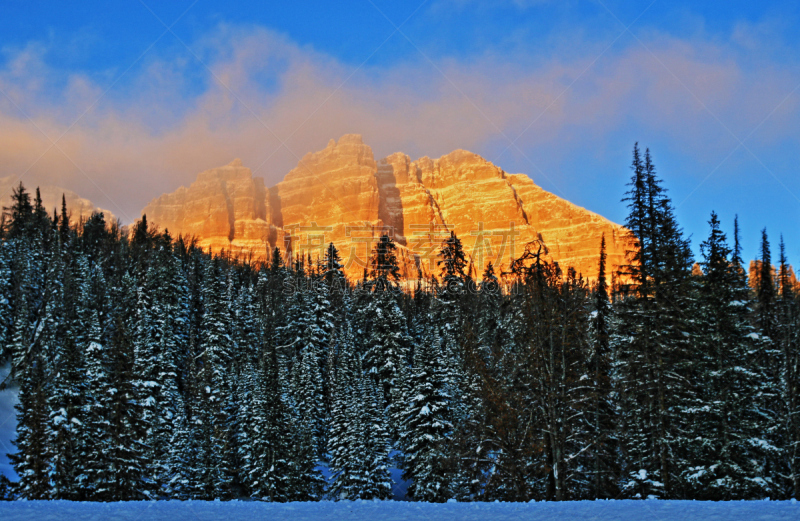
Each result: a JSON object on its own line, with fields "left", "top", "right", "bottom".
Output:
{"left": 0, "top": 144, "right": 798, "bottom": 502}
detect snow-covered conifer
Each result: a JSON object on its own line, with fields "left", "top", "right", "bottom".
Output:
{"left": 401, "top": 325, "right": 453, "bottom": 502}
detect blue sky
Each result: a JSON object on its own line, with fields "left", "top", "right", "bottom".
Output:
{"left": 1, "top": 0, "right": 799, "bottom": 265}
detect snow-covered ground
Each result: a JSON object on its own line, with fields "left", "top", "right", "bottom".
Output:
{"left": 0, "top": 500, "right": 797, "bottom": 521}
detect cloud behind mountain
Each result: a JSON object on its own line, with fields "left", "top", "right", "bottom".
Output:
{"left": 0, "top": 15, "right": 797, "bottom": 261}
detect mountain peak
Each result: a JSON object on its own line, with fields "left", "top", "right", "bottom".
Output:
{"left": 336, "top": 133, "right": 364, "bottom": 145}
{"left": 227, "top": 158, "right": 243, "bottom": 167}
{"left": 143, "top": 135, "right": 628, "bottom": 281}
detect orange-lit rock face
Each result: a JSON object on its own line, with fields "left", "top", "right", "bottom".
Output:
{"left": 143, "top": 135, "right": 629, "bottom": 282}
{"left": 142, "top": 159, "right": 272, "bottom": 258}
{"left": 749, "top": 260, "right": 800, "bottom": 294}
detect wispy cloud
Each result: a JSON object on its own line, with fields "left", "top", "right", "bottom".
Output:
{"left": 0, "top": 23, "right": 797, "bottom": 223}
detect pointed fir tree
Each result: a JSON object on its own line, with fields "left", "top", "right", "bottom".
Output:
{"left": 401, "top": 324, "right": 453, "bottom": 502}
{"left": 247, "top": 336, "right": 295, "bottom": 501}
{"left": 103, "top": 316, "right": 149, "bottom": 500}
{"left": 359, "top": 370, "right": 393, "bottom": 499}
{"left": 196, "top": 258, "right": 236, "bottom": 499}
{"left": 362, "top": 287, "right": 410, "bottom": 435}
{"left": 328, "top": 324, "right": 367, "bottom": 499}
{"left": 614, "top": 145, "right": 696, "bottom": 499}
{"left": 683, "top": 211, "right": 775, "bottom": 499}
{"left": 438, "top": 231, "right": 469, "bottom": 301}
{"left": 45, "top": 253, "right": 87, "bottom": 500}
{"left": 10, "top": 347, "right": 51, "bottom": 500}
{"left": 368, "top": 234, "right": 401, "bottom": 291}
{"left": 587, "top": 233, "right": 618, "bottom": 499}
{"left": 776, "top": 236, "right": 800, "bottom": 498}
{"left": 288, "top": 330, "right": 326, "bottom": 498}
{"left": 757, "top": 229, "right": 777, "bottom": 337}
{"left": 620, "top": 143, "right": 648, "bottom": 292}
{"left": 432, "top": 232, "right": 472, "bottom": 442}
{"left": 3, "top": 182, "right": 34, "bottom": 240}
{"left": 475, "top": 262, "right": 503, "bottom": 358}
{"left": 329, "top": 324, "right": 393, "bottom": 499}
{"left": 78, "top": 305, "right": 113, "bottom": 500}
{"left": 322, "top": 242, "right": 348, "bottom": 323}
{"left": 750, "top": 229, "right": 787, "bottom": 496}
{"left": 282, "top": 284, "right": 330, "bottom": 460}
{"left": 0, "top": 241, "right": 11, "bottom": 363}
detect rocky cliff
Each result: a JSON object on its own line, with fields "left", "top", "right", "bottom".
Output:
{"left": 142, "top": 135, "right": 629, "bottom": 281}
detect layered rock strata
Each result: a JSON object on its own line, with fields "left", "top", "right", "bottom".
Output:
{"left": 142, "top": 135, "right": 629, "bottom": 281}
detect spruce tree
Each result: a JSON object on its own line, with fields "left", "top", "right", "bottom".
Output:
{"left": 757, "top": 229, "right": 777, "bottom": 337}
{"left": 439, "top": 231, "right": 469, "bottom": 299}
{"left": 368, "top": 234, "right": 401, "bottom": 291}
{"left": 684, "top": 212, "right": 775, "bottom": 499}
{"left": 587, "top": 233, "right": 618, "bottom": 498}
{"left": 322, "top": 242, "right": 348, "bottom": 324}
{"left": 247, "top": 334, "right": 295, "bottom": 501}
{"left": 614, "top": 145, "right": 695, "bottom": 499}
{"left": 288, "top": 331, "right": 326, "bottom": 498}
{"left": 328, "top": 324, "right": 367, "bottom": 499}
{"left": 46, "top": 252, "right": 87, "bottom": 500}
{"left": 620, "top": 143, "right": 648, "bottom": 291}
{"left": 776, "top": 236, "right": 800, "bottom": 498}
{"left": 10, "top": 347, "right": 51, "bottom": 500}
{"left": 79, "top": 305, "right": 113, "bottom": 500}
{"left": 0, "top": 241, "right": 11, "bottom": 363}
{"left": 433, "top": 232, "right": 471, "bottom": 433}
{"left": 751, "top": 229, "right": 787, "bottom": 496}
{"left": 359, "top": 371, "right": 393, "bottom": 499}
{"left": 286, "top": 286, "right": 330, "bottom": 462}
{"left": 362, "top": 288, "right": 410, "bottom": 435}
{"left": 401, "top": 325, "right": 453, "bottom": 502}
{"left": 104, "top": 317, "right": 149, "bottom": 500}
{"left": 329, "top": 324, "right": 392, "bottom": 499}
{"left": 190, "top": 258, "right": 236, "bottom": 499}
{"left": 475, "top": 262, "right": 503, "bottom": 357}
{"left": 138, "top": 235, "right": 192, "bottom": 497}
{"left": 3, "top": 183, "right": 34, "bottom": 240}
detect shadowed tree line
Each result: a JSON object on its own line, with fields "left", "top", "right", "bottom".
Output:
{"left": 0, "top": 143, "right": 798, "bottom": 501}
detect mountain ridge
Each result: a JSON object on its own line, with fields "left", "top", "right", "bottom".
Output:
{"left": 142, "top": 134, "right": 628, "bottom": 280}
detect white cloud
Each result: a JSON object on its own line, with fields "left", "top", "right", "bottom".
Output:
{"left": 0, "top": 23, "right": 797, "bottom": 223}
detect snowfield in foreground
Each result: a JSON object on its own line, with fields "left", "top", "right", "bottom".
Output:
{"left": 0, "top": 500, "right": 797, "bottom": 521}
